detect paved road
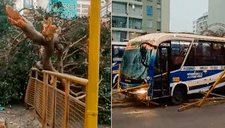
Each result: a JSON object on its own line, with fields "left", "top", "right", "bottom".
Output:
{"left": 112, "top": 97, "right": 225, "bottom": 128}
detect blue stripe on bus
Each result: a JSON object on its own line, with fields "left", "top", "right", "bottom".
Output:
{"left": 170, "top": 70, "right": 223, "bottom": 83}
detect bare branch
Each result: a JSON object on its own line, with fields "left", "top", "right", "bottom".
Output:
{"left": 76, "top": 95, "right": 86, "bottom": 100}
{"left": 63, "top": 62, "right": 79, "bottom": 68}
{"left": 63, "top": 35, "right": 88, "bottom": 59}
{"left": 64, "top": 49, "right": 79, "bottom": 60}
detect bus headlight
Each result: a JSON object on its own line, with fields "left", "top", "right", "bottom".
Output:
{"left": 136, "top": 88, "right": 148, "bottom": 100}
{"left": 136, "top": 88, "right": 147, "bottom": 94}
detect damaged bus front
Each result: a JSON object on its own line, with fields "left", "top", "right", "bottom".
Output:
{"left": 120, "top": 41, "right": 157, "bottom": 101}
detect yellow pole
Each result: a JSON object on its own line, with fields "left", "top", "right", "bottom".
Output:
{"left": 84, "top": 0, "right": 100, "bottom": 127}
{"left": 117, "top": 64, "right": 121, "bottom": 92}
{"left": 198, "top": 69, "right": 225, "bottom": 107}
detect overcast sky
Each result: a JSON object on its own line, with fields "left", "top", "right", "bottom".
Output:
{"left": 170, "top": 0, "right": 208, "bottom": 32}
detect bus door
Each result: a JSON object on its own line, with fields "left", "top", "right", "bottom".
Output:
{"left": 153, "top": 44, "right": 171, "bottom": 97}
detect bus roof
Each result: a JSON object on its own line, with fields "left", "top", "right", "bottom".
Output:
{"left": 129, "top": 33, "right": 225, "bottom": 46}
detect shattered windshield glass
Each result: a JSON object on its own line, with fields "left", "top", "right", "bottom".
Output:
{"left": 121, "top": 48, "right": 152, "bottom": 80}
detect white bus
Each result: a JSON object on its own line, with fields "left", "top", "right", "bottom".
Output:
{"left": 119, "top": 33, "right": 225, "bottom": 104}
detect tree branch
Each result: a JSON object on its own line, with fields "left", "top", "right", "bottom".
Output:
{"left": 64, "top": 49, "right": 80, "bottom": 59}
{"left": 5, "top": 5, "right": 45, "bottom": 44}
{"left": 63, "top": 62, "right": 79, "bottom": 68}
{"left": 63, "top": 35, "right": 88, "bottom": 59}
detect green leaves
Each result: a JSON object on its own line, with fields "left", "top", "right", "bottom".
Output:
{"left": 0, "top": 38, "right": 38, "bottom": 105}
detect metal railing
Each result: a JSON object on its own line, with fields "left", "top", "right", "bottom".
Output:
{"left": 25, "top": 68, "right": 88, "bottom": 128}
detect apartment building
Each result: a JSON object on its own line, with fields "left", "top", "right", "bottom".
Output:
{"left": 77, "top": 0, "right": 111, "bottom": 17}
{"left": 207, "top": 0, "right": 225, "bottom": 33}
{"left": 192, "top": 12, "right": 208, "bottom": 34}
{"left": 15, "top": 0, "right": 109, "bottom": 18}
{"left": 112, "top": 0, "right": 170, "bottom": 42}
{"left": 208, "top": 0, "right": 225, "bottom": 26}
{"left": 192, "top": 0, "right": 225, "bottom": 35}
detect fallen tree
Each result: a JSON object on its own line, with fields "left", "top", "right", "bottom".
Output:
{"left": 5, "top": 5, "right": 63, "bottom": 73}
{"left": 1, "top": 4, "right": 111, "bottom": 125}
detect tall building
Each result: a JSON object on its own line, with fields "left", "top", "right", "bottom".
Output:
{"left": 207, "top": 0, "right": 225, "bottom": 32}
{"left": 192, "top": 12, "right": 208, "bottom": 34}
{"left": 77, "top": 0, "right": 110, "bottom": 17}
{"left": 112, "top": 0, "right": 170, "bottom": 42}
{"left": 76, "top": 0, "right": 90, "bottom": 17}
{"left": 15, "top": 0, "right": 109, "bottom": 18}
{"left": 208, "top": 0, "right": 225, "bottom": 26}
{"left": 192, "top": 0, "right": 225, "bottom": 35}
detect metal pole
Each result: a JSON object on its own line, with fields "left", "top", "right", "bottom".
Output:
{"left": 198, "top": 69, "right": 225, "bottom": 107}
{"left": 84, "top": 0, "right": 100, "bottom": 127}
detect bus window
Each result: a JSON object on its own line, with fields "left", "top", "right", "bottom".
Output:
{"left": 171, "top": 40, "right": 190, "bottom": 70}
{"left": 185, "top": 42, "right": 212, "bottom": 66}
{"left": 195, "top": 42, "right": 213, "bottom": 66}
{"left": 212, "top": 42, "right": 225, "bottom": 65}
{"left": 185, "top": 41, "right": 225, "bottom": 66}
{"left": 184, "top": 44, "right": 195, "bottom": 66}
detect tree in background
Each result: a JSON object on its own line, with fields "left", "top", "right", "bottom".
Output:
{"left": 0, "top": 2, "right": 111, "bottom": 125}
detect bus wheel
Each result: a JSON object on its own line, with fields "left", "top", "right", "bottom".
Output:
{"left": 171, "top": 86, "right": 186, "bottom": 105}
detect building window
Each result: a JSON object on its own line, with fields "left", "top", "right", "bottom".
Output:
{"left": 82, "top": 4, "right": 90, "bottom": 8}
{"left": 129, "top": 18, "right": 142, "bottom": 29}
{"left": 157, "top": 0, "right": 161, "bottom": 4}
{"left": 129, "top": 4, "right": 142, "bottom": 16}
{"left": 157, "top": 21, "right": 161, "bottom": 29}
{"left": 157, "top": 8, "right": 161, "bottom": 17}
{"left": 112, "top": 31, "right": 127, "bottom": 42}
{"left": 147, "top": 20, "right": 153, "bottom": 28}
{"left": 112, "top": 16, "right": 127, "bottom": 28}
{"left": 82, "top": 9, "right": 89, "bottom": 13}
{"left": 146, "top": 6, "right": 153, "bottom": 17}
{"left": 112, "top": 2, "right": 127, "bottom": 14}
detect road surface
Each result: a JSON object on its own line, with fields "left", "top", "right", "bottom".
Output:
{"left": 112, "top": 95, "right": 225, "bottom": 128}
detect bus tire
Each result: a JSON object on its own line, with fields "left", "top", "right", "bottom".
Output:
{"left": 171, "top": 85, "right": 186, "bottom": 105}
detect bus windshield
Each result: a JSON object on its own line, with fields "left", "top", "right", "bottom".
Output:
{"left": 121, "top": 48, "right": 152, "bottom": 81}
